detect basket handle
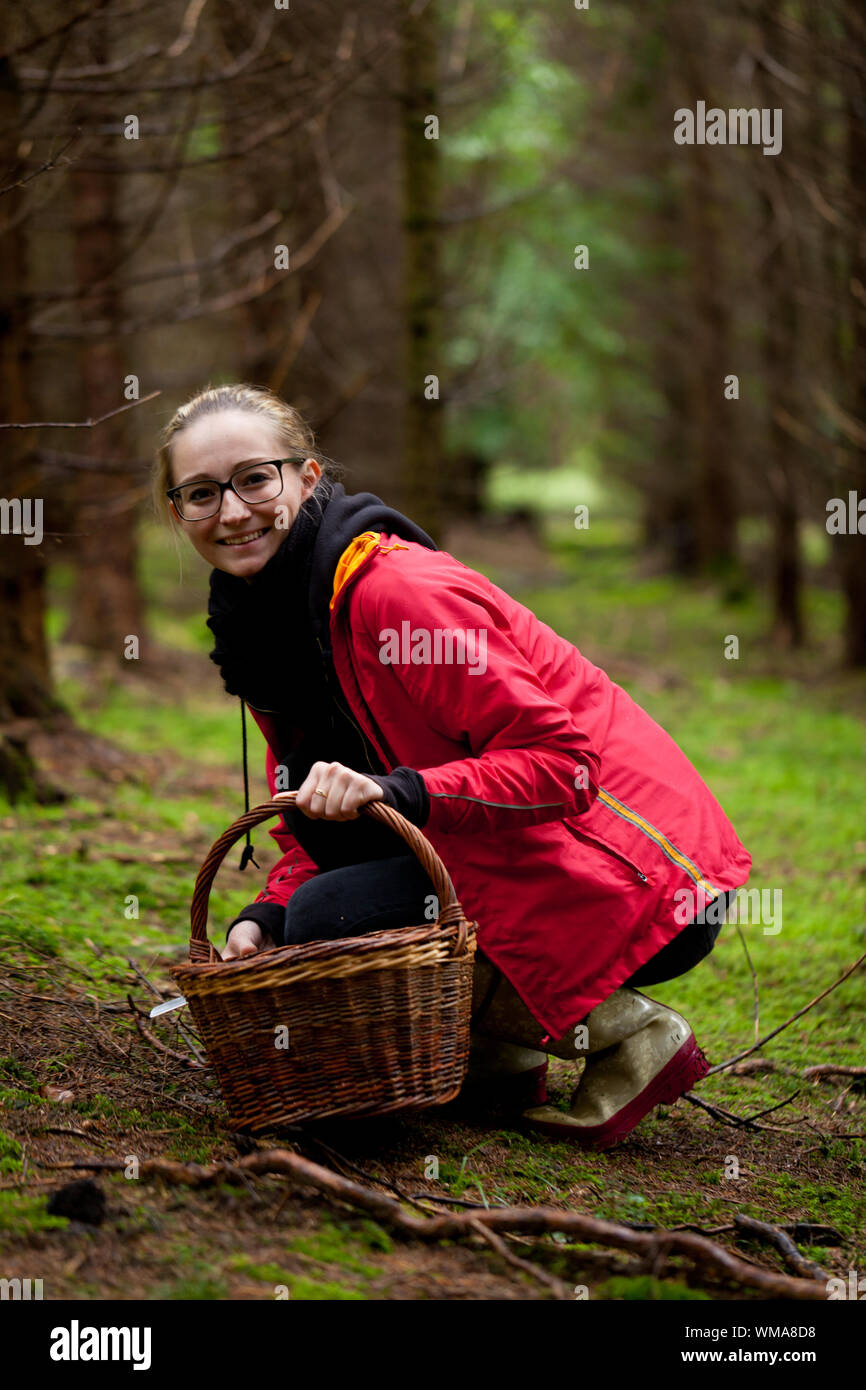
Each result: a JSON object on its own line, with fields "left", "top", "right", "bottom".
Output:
{"left": 188, "top": 792, "right": 469, "bottom": 964}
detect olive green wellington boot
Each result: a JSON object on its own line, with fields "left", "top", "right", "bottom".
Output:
{"left": 470, "top": 956, "right": 709, "bottom": 1147}
{"left": 460, "top": 954, "right": 570, "bottom": 1111}
{"left": 522, "top": 988, "right": 711, "bottom": 1149}
{"left": 462, "top": 1036, "right": 550, "bottom": 1109}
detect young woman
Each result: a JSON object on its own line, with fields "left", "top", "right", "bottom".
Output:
{"left": 154, "top": 383, "right": 751, "bottom": 1149}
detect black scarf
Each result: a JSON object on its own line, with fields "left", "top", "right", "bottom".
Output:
{"left": 204, "top": 474, "right": 439, "bottom": 872}
{"left": 206, "top": 477, "right": 333, "bottom": 724}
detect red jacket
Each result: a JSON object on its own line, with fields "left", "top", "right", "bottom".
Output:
{"left": 246, "top": 531, "right": 752, "bottom": 1038}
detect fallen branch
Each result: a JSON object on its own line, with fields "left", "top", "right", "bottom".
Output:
{"left": 740, "top": 1090, "right": 803, "bottom": 1123}
{"left": 682, "top": 1092, "right": 779, "bottom": 1133}
{"left": 125, "top": 958, "right": 207, "bottom": 1066}
{"left": 129, "top": 1004, "right": 207, "bottom": 1071}
{"left": 733, "top": 1214, "right": 831, "bottom": 1282}
{"left": 467, "top": 1216, "right": 572, "bottom": 1299}
{"left": 802, "top": 1065, "right": 866, "bottom": 1081}
{"left": 36, "top": 1150, "right": 831, "bottom": 1300}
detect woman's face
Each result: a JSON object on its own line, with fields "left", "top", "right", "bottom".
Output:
{"left": 168, "top": 409, "right": 322, "bottom": 580}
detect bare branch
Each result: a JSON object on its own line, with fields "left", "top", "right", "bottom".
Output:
{"left": 0, "top": 0, "right": 113, "bottom": 62}
{"left": 32, "top": 206, "right": 351, "bottom": 338}
{"left": 0, "top": 390, "right": 160, "bottom": 430}
{"left": 166, "top": 0, "right": 210, "bottom": 60}
{"left": 0, "top": 130, "right": 81, "bottom": 197}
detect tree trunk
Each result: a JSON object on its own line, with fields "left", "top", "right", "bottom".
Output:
{"left": 61, "top": 26, "right": 143, "bottom": 656}
{"left": 839, "top": 0, "right": 866, "bottom": 665}
{"left": 0, "top": 53, "right": 66, "bottom": 800}
{"left": 402, "top": 0, "right": 442, "bottom": 540}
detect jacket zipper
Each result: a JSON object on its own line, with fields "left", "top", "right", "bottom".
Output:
{"left": 564, "top": 820, "right": 649, "bottom": 883}
{"left": 594, "top": 787, "right": 719, "bottom": 896}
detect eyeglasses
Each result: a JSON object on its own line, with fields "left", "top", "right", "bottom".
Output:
{"left": 166, "top": 457, "right": 307, "bottom": 521}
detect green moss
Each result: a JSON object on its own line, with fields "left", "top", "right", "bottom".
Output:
{"left": 0, "top": 1191, "right": 69, "bottom": 1235}
{"left": 0, "top": 1087, "right": 43, "bottom": 1108}
{"left": 279, "top": 1275, "right": 367, "bottom": 1300}
{"left": 0, "top": 1131, "right": 23, "bottom": 1175}
{"left": 595, "top": 1275, "right": 711, "bottom": 1301}
{"left": 0, "top": 1057, "right": 39, "bottom": 1086}
{"left": 284, "top": 1218, "right": 384, "bottom": 1280}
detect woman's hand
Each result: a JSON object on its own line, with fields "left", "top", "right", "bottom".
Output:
{"left": 278, "top": 761, "right": 385, "bottom": 821}
{"left": 223, "top": 919, "right": 274, "bottom": 960}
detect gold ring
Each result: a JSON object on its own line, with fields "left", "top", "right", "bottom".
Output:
{"left": 314, "top": 788, "right": 328, "bottom": 797}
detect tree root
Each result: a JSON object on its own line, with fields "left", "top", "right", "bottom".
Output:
{"left": 733, "top": 1213, "right": 831, "bottom": 1281}
{"left": 38, "top": 1149, "right": 832, "bottom": 1301}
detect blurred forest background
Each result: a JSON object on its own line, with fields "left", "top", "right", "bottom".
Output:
{"left": 0, "top": 0, "right": 864, "bottom": 802}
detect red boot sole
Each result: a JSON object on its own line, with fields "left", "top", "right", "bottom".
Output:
{"left": 527, "top": 1034, "right": 709, "bottom": 1149}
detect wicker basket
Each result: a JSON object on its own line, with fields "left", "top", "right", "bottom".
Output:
{"left": 170, "top": 793, "right": 477, "bottom": 1131}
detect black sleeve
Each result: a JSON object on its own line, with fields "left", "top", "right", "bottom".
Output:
{"left": 225, "top": 901, "right": 286, "bottom": 944}
{"left": 365, "top": 767, "right": 430, "bottom": 828}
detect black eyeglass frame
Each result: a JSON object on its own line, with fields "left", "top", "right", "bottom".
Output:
{"left": 165, "top": 456, "right": 310, "bottom": 521}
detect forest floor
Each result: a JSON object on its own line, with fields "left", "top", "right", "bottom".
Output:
{"left": 0, "top": 514, "right": 864, "bottom": 1301}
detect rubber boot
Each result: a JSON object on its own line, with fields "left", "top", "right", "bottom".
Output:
{"left": 461, "top": 953, "right": 551, "bottom": 1108}
{"left": 462, "top": 1035, "right": 549, "bottom": 1109}
{"left": 523, "top": 987, "right": 710, "bottom": 1149}
{"left": 470, "top": 953, "right": 583, "bottom": 1061}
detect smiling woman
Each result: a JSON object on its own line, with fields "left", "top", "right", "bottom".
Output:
{"left": 150, "top": 382, "right": 752, "bottom": 1149}
{"left": 158, "top": 395, "right": 324, "bottom": 579}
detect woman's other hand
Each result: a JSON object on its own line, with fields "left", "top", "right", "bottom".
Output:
{"left": 280, "top": 761, "right": 385, "bottom": 821}
{"left": 223, "top": 919, "right": 274, "bottom": 960}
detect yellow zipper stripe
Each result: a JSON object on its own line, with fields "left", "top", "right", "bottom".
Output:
{"left": 597, "top": 788, "right": 719, "bottom": 897}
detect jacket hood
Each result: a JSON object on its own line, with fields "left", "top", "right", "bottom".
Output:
{"left": 306, "top": 481, "right": 438, "bottom": 646}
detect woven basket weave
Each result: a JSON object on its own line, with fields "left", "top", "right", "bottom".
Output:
{"left": 170, "top": 794, "right": 477, "bottom": 1131}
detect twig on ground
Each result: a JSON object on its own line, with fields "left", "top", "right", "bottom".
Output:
{"left": 705, "top": 950, "right": 866, "bottom": 1076}
{"left": 35, "top": 1149, "right": 832, "bottom": 1300}
{"left": 731, "top": 1059, "right": 797, "bottom": 1077}
{"left": 682, "top": 1092, "right": 776, "bottom": 1132}
{"left": 803, "top": 1065, "right": 866, "bottom": 1080}
{"left": 736, "top": 922, "right": 761, "bottom": 1045}
{"left": 407, "top": 1191, "right": 505, "bottom": 1210}
{"left": 129, "top": 1004, "right": 207, "bottom": 1071}
{"left": 125, "top": 958, "right": 207, "bottom": 1065}
{"left": 733, "top": 1213, "right": 831, "bottom": 1281}
{"left": 296, "top": 1131, "right": 447, "bottom": 1219}
{"left": 741, "top": 1090, "right": 803, "bottom": 1123}
{"left": 467, "top": 1216, "right": 572, "bottom": 1299}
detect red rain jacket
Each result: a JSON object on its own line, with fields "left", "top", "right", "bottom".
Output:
{"left": 246, "top": 533, "right": 752, "bottom": 1038}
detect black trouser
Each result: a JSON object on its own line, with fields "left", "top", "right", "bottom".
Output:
{"left": 623, "top": 888, "right": 738, "bottom": 987}
{"left": 283, "top": 853, "right": 736, "bottom": 987}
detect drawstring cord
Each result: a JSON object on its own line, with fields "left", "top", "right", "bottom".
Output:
{"left": 238, "top": 699, "right": 260, "bottom": 871}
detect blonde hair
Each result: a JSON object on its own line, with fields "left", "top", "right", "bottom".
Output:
{"left": 151, "top": 382, "right": 343, "bottom": 530}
